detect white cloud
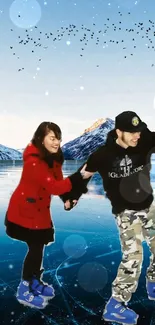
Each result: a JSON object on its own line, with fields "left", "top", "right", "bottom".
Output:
{"left": 0, "top": 114, "right": 39, "bottom": 148}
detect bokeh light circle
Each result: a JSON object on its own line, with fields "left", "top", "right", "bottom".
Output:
{"left": 78, "top": 262, "right": 108, "bottom": 292}
{"left": 9, "top": 0, "right": 41, "bottom": 29}
{"left": 63, "top": 235, "right": 87, "bottom": 259}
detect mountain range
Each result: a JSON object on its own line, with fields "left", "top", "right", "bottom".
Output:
{"left": 0, "top": 144, "right": 22, "bottom": 160}
{"left": 0, "top": 118, "right": 115, "bottom": 160}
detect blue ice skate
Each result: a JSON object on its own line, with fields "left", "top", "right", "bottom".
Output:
{"left": 16, "top": 280, "right": 47, "bottom": 309}
{"left": 102, "top": 297, "right": 139, "bottom": 325}
{"left": 146, "top": 280, "right": 155, "bottom": 300}
{"left": 30, "top": 277, "right": 55, "bottom": 299}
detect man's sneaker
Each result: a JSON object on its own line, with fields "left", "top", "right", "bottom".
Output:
{"left": 30, "top": 278, "right": 55, "bottom": 299}
{"left": 146, "top": 280, "right": 155, "bottom": 300}
{"left": 16, "top": 280, "right": 47, "bottom": 309}
{"left": 102, "top": 297, "right": 139, "bottom": 325}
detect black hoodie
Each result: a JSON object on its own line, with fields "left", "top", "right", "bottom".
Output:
{"left": 85, "top": 128, "right": 155, "bottom": 214}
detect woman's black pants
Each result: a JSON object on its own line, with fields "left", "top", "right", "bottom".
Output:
{"left": 22, "top": 242, "right": 44, "bottom": 281}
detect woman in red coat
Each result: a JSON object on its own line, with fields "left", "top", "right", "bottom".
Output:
{"left": 5, "top": 121, "right": 86, "bottom": 309}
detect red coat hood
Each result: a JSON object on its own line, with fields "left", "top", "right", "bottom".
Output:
{"left": 23, "top": 143, "right": 39, "bottom": 162}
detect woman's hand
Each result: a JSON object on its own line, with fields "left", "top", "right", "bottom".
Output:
{"left": 64, "top": 199, "right": 78, "bottom": 210}
{"left": 80, "top": 164, "right": 94, "bottom": 179}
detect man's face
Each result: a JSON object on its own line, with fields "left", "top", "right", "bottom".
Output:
{"left": 117, "top": 130, "right": 141, "bottom": 147}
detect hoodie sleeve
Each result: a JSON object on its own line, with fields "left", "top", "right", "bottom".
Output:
{"left": 140, "top": 128, "right": 155, "bottom": 152}
{"left": 150, "top": 132, "right": 155, "bottom": 151}
{"left": 85, "top": 146, "right": 104, "bottom": 172}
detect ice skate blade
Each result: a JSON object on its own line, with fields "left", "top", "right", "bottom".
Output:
{"left": 41, "top": 293, "right": 55, "bottom": 300}
{"left": 102, "top": 315, "right": 138, "bottom": 325}
{"left": 17, "top": 299, "right": 47, "bottom": 309}
{"left": 148, "top": 296, "right": 155, "bottom": 300}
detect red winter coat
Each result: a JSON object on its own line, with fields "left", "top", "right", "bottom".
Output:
{"left": 6, "top": 143, "right": 72, "bottom": 230}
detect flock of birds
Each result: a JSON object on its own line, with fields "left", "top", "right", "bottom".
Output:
{"left": 9, "top": 10, "right": 155, "bottom": 72}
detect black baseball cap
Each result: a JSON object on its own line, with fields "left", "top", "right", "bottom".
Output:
{"left": 115, "top": 111, "right": 147, "bottom": 132}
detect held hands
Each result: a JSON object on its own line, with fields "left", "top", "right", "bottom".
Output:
{"left": 63, "top": 163, "right": 94, "bottom": 211}
{"left": 64, "top": 199, "right": 78, "bottom": 211}
{"left": 80, "top": 164, "right": 94, "bottom": 179}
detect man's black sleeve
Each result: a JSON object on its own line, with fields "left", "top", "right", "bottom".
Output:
{"left": 151, "top": 131, "right": 155, "bottom": 152}
{"left": 85, "top": 149, "right": 101, "bottom": 172}
{"left": 140, "top": 128, "right": 155, "bottom": 153}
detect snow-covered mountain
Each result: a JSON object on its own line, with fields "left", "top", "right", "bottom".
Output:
{"left": 62, "top": 118, "right": 115, "bottom": 160}
{"left": 16, "top": 148, "right": 25, "bottom": 154}
{"left": 0, "top": 144, "right": 22, "bottom": 160}
{"left": 81, "top": 118, "right": 107, "bottom": 134}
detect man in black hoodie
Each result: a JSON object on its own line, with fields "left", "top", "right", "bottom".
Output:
{"left": 76, "top": 111, "right": 155, "bottom": 325}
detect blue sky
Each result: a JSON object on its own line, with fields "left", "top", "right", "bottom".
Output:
{"left": 1, "top": 0, "right": 155, "bottom": 148}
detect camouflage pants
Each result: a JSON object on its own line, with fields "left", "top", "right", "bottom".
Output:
{"left": 112, "top": 202, "right": 155, "bottom": 302}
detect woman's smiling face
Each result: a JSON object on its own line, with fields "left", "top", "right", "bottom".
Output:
{"left": 42, "top": 130, "right": 61, "bottom": 153}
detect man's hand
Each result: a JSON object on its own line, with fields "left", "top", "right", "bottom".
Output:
{"left": 64, "top": 199, "right": 78, "bottom": 210}
{"left": 80, "top": 164, "right": 94, "bottom": 179}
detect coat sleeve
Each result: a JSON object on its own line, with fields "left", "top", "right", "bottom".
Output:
{"left": 28, "top": 159, "right": 72, "bottom": 195}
